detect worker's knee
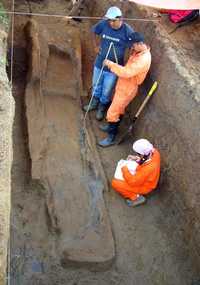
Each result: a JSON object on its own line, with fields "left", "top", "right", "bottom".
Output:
{"left": 111, "top": 179, "right": 119, "bottom": 190}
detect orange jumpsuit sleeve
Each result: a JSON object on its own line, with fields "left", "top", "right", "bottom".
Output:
{"left": 121, "top": 164, "right": 153, "bottom": 187}
{"left": 109, "top": 56, "right": 147, "bottom": 78}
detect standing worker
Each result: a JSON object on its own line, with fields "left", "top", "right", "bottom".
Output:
{"left": 83, "top": 6, "right": 135, "bottom": 120}
{"left": 112, "top": 139, "right": 160, "bottom": 207}
{"left": 98, "top": 32, "right": 151, "bottom": 147}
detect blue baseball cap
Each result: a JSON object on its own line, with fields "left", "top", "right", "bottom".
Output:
{"left": 104, "top": 6, "right": 122, "bottom": 20}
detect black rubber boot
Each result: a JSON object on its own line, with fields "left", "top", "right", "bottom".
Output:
{"left": 98, "top": 121, "right": 120, "bottom": 147}
{"left": 96, "top": 103, "right": 107, "bottom": 121}
{"left": 126, "top": 196, "right": 146, "bottom": 207}
{"left": 98, "top": 133, "right": 116, "bottom": 147}
{"left": 99, "top": 115, "right": 123, "bottom": 133}
{"left": 83, "top": 96, "right": 99, "bottom": 112}
{"left": 99, "top": 123, "right": 110, "bottom": 132}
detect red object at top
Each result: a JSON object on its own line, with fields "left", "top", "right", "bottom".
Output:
{"left": 160, "top": 9, "right": 197, "bottom": 23}
{"left": 168, "top": 10, "right": 194, "bottom": 23}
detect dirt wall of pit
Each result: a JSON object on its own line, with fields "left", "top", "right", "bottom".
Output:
{"left": 0, "top": 26, "right": 14, "bottom": 284}
{"left": 124, "top": 6, "right": 200, "bottom": 259}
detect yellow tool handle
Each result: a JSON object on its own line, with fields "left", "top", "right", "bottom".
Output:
{"left": 148, "top": 81, "right": 158, "bottom": 97}
{"left": 135, "top": 81, "right": 158, "bottom": 118}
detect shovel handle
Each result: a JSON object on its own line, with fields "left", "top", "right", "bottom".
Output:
{"left": 135, "top": 81, "right": 158, "bottom": 118}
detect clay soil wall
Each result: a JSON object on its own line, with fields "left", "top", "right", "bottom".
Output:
{"left": 128, "top": 6, "right": 200, "bottom": 258}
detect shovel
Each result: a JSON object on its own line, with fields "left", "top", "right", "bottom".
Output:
{"left": 117, "top": 81, "right": 158, "bottom": 144}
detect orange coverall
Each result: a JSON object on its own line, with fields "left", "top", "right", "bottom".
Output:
{"left": 106, "top": 47, "right": 151, "bottom": 122}
{"left": 112, "top": 149, "right": 160, "bottom": 201}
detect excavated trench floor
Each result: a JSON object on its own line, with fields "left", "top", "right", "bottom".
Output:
{"left": 9, "top": 0, "right": 200, "bottom": 284}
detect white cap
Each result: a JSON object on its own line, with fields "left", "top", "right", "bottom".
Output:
{"left": 104, "top": 6, "right": 122, "bottom": 20}
{"left": 133, "top": 139, "right": 154, "bottom": 156}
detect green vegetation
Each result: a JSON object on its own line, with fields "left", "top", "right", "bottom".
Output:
{"left": 0, "top": 2, "right": 9, "bottom": 29}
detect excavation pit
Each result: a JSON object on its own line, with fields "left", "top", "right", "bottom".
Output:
{"left": 2, "top": 0, "right": 200, "bottom": 284}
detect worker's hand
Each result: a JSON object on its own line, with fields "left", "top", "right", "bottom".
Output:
{"left": 118, "top": 159, "right": 126, "bottom": 167}
{"left": 94, "top": 46, "right": 100, "bottom": 54}
{"left": 103, "top": 59, "right": 113, "bottom": 68}
{"left": 127, "top": 155, "right": 140, "bottom": 161}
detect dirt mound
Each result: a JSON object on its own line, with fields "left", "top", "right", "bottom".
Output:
{"left": 24, "top": 18, "right": 115, "bottom": 266}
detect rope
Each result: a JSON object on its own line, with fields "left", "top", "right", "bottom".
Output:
{"left": 0, "top": 10, "right": 159, "bottom": 22}
{"left": 83, "top": 41, "right": 118, "bottom": 127}
{"left": 112, "top": 43, "right": 118, "bottom": 64}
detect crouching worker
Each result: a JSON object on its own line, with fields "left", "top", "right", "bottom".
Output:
{"left": 112, "top": 139, "right": 160, "bottom": 207}
{"left": 98, "top": 32, "right": 151, "bottom": 147}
